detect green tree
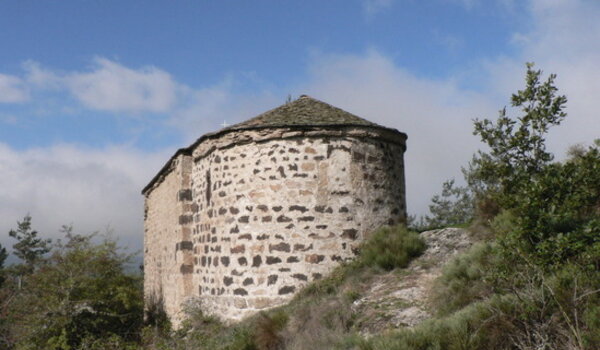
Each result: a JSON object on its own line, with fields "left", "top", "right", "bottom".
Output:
{"left": 425, "top": 179, "right": 474, "bottom": 228}
{"left": 466, "top": 62, "right": 568, "bottom": 208}
{"left": 465, "top": 63, "right": 598, "bottom": 268}
{"left": 8, "top": 215, "right": 51, "bottom": 273}
{"left": 10, "top": 226, "right": 143, "bottom": 350}
{"left": 0, "top": 243, "right": 7, "bottom": 288}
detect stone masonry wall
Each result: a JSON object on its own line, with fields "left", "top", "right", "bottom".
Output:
{"left": 187, "top": 126, "right": 406, "bottom": 321}
{"left": 144, "top": 154, "right": 194, "bottom": 324}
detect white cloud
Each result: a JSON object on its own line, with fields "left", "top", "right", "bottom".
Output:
{"left": 22, "top": 60, "right": 63, "bottom": 89}
{"left": 363, "top": 0, "right": 393, "bottom": 17}
{"left": 66, "top": 58, "right": 178, "bottom": 113}
{"left": 20, "top": 58, "right": 179, "bottom": 114}
{"left": 0, "top": 143, "right": 169, "bottom": 252}
{"left": 0, "top": 74, "right": 29, "bottom": 103}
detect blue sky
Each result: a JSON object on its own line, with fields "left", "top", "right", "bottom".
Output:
{"left": 1, "top": 0, "right": 599, "bottom": 252}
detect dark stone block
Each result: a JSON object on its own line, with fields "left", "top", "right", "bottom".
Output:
{"left": 233, "top": 288, "right": 248, "bottom": 296}
{"left": 230, "top": 225, "right": 239, "bottom": 234}
{"left": 221, "top": 256, "right": 230, "bottom": 267}
{"left": 331, "top": 191, "right": 349, "bottom": 196}
{"left": 306, "top": 254, "right": 325, "bottom": 264}
{"left": 266, "top": 256, "right": 282, "bottom": 264}
{"left": 278, "top": 286, "right": 296, "bottom": 295}
{"left": 206, "top": 171, "right": 212, "bottom": 202}
{"left": 287, "top": 256, "right": 299, "bottom": 263}
{"left": 269, "top": 242, "right": 291, "bottom": 253}
{"left": 277, "top": 166, "right": 286, "bottom": 178}
{"left": 298, "top": 216, "right": 315, "bottom": 222}
{"left": 252, "top": 255, "right": 262, "bottom": 267}
{"left": 279, "top": 268, "right": 291, "bottom": 272}
{"left": 178, "top": 189, "right": 192, "bottom": 201}
{"left": 243, "top": 277, "right": 254, "bottom": 286}
{"left": 293, "top": 243, "right": 313, "bottom": 252}
{"left": 275, "top": 234, "right": 284, "bottom": 240}
{"left": 257, "top": 205, "right": 269, "bottom": 212}
{"left": 339, "top": 206, "right": 349, "bottom": 213}
{"left": 218, "top": 207, "right": 227, "bottom": 215}
{"left": 289, "top": 205, "right": 308, "bottom": 213}
{"left": 353, "top": 151, "right": 365, "bottom": 162}
{"left": 214, "top": 155, "right": 221, "bottom": 163}
{"left": 232, "top": 269, "right": 244, "bottom": 276}
{"left": 230, "top": 207, "right": 240, "bottom": 214}
{"left": 331, "top": 255, "right": 342, "bottom": 262}
{"left": 238, "top": 216, "right": 250, "bottom": 223}
{"left": 288, "top": 163, "right": 298, "bottom": 171}
{"left": 178, "top": 215, "right": 193, "bottom": 225}
{"left": 239, "top": 234, "right": 252, "bottom": 240}
{"left": 312, "top": 273, "right": 322, "bottom": 280}
{"left": 342, "top": 229, "right": 358, "bottom": 240}
{"left": 272, "top": 206, "right": 283, "bottom": 212}
{"left": 262, "top": 215, "right": 272, "bottom": 222}
{"left": 201, "top": 256, "right": 206, "bottom": 266}
{"left": 285, "top": 224, "right": 294, "bottom": 229}
{"left": 257, "top": 234, "right": 270, "bottom": 240}
{"left": 316, "top": 225, "right": 327, "bottom": 229}
{"left": 180, "top": 264, "right": 193, "bottom": 274}
{"left": 277, "top": 215, "right": 292, "bottom": 223}
{"left": 292, "top": 273, "right": 307, "bottom": 281}
{"left": 231, "top": 245, "right": 245, "bottom": 254}
{"left": 218, "top": 191, "right": 226, "bottom": 197}
{"left": 176, "top": 241, "right": 193, "bottom": 251}
{"left": 267, "top": 275, "right": 278, "bottom": 285}
{"left": 238, "top": 257, "right": 248, "bottom": 266}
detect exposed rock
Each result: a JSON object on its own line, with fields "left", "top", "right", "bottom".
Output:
{"left": 351, "top": 227, "right": 473, "bottom": 335}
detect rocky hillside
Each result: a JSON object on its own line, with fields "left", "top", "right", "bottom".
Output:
{"left": 351, "top": 228, "right": 473, "bottom": 335}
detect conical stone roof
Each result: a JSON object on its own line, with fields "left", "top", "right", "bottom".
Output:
{"left": 223, "top": 95, "right": 381, "bottom": 131}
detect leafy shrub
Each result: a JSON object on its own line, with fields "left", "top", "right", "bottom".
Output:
{"left": 358, "top": 225, "right": 426, "bottom": 271}
{"left": 254, "top": 310, "right": 288, "bottom": 350}
{"left": 431, "top": 243, "right": 498, "bottom": 316}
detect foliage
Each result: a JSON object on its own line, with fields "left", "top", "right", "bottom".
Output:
{"left": 357, "top": 225, "right": 426, "bottom": 271}
{"left": 8, "top": 215, "right": 51, "bottom": 273}
{"left": 0, "top": 243, "right": 7, "bottom": 288}
{"left": 431, "top": 243, "right": 498, "bottom": 316}
{"left": 424, "top": 179, "right": 474, "bottom": 229}
{"left": 466, "top": 62, "right": 567, "bottom": 207}
{"left": 7, "top": 226, "right": 143, "bottom": 350}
